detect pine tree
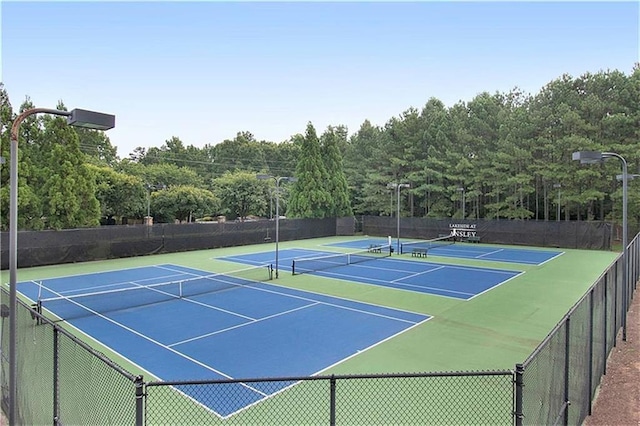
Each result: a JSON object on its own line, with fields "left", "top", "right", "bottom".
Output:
{"left": 40, "top": 113, "right": 101, "bottom": 229}
{"left": 321, "top": 126, "right": 352, "bottom": 217}
{"left": 287, "top": 123, "right": 332, "bottom": 218}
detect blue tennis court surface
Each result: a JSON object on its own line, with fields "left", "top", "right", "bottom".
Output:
{"left": 222, "top": 249, "right": 523, "bottom": 300}
{"left": 17, "top": 264, "right": 429, "bottom": 418}
{"left": 328, "top": 239, "right": 563, "bottom": 265}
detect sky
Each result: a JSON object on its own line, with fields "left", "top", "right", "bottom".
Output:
{"left": 1, "top": 1, "right": 638, "bottom": 158}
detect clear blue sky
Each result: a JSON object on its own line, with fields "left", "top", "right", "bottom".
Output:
{"left": 2, "top": 1, "right": 638, "bottom": 158}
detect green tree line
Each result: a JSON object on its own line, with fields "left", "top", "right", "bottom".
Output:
{"left": 1, "top": 66, "right": 638, "bottom": 231}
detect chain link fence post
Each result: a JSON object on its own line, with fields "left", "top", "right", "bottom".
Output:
{"left": 514, "top": 364, "right": 524, "bottom": 426}
{"left": 329, "top": 375, "right": 336, "bottom": 426}
{"left": 53, "top": 327, "right": 59, "bottom": 425}
{"left": 135, "top": 375, "right": 145, "bottom": 426}
{"left": 562, "top": 317, "right": 571, "bottom": 426}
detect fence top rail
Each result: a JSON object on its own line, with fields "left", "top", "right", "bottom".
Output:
{"left": 145, "top": 369, "right": 514, "bottom": 387}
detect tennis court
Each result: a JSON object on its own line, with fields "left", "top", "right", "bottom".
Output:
{"left": 328, "top": 238, "right": 563, "bottom": 265}
{"left": 17, "top": 264, "right": 429, "bottom": 418}
{"left": 224, "top": 249, "right": 523, "bottom": 300}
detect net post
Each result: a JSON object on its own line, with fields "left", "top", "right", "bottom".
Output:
{"left": 179, "top": 281, "right": 183, "bottom": 298}
{"left": 291, "top": 260, "right": 296, "bottom": 276}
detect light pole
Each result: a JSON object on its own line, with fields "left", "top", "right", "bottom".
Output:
{"left": 572, "top": 151, "right": 629, "bottom": 341}
{"left": 257, "top": 174, "right": 296, "bottom": 278}
{"left": 147, "top": 185, "right": 152, "bottom": 221}
{"left": 553, "top": 183, "right": 562, "bottom": 221}
{"left": 387, "top": 183, "right": 410, "bottom": 253}
{"left": 145, "top": 184, "right": 166, "bottom": 225}
{"left": 457, "top": 187, "right": 466, "bottom": 219}
{"left": 8, "top": 107, "right": 115, "bottom": 425}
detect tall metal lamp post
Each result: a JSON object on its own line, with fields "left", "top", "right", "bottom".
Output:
{"left": 145, "top": 184, "right": 166, "bottom": 226}
{"left": 387, "top": 183, "right": 410, "bottom": 253}
{"left": 257, "top": 174, "right": 297, "bottom": 278}
{"left": 572, "top": 151, "right": 629, "bottom": 341}
{"left": 8, "top": 108, "right": 115, "bottom": 424}
{"left": 553, "top": 183, "right": 562, "bottom": 221}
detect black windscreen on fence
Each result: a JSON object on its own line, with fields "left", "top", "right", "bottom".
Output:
{"left": 362, "top": 216, "right": 612, "bottom": 250}
{"left": 0, "top": 216, "right": 614, "bottom": 269}
{"left": 0, "top": 218, "right": 338, "bottom": 269}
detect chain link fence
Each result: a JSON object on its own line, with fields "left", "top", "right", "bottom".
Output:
{"left": 144, "top": 372, "right": 514, "bottom": 425}
{"left": 0, "top": 292, "right": 141, "bottom": 425}
{"left": 516, "top": 231, "right": 640, "bottom": 425}
{"left": 2, "top": 231, "right": 638, "bottom": 425}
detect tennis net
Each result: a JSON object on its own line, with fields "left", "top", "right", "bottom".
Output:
{"left": 400, "top": 235, "right": 455, "bottom": 254}
{"left": 37, "top": 265, "right": 273, "bottom": 321}
{"left": 292, "top": 245, "right": 391, "bottom": 275}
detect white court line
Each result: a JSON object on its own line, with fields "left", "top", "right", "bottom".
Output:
{"left": 352, "top": 259, "right": 519, "bottom": 276}
{"left": 475, "top": 248, "right": 505, "bottom": 259}
{"left": 220, "top": 312, "right": 435, "bottom": 420}
{"left": 30, "top": 263, "right": 435, "bottom": 419}
{"left": 158, "top": 265, "right": 424, "bottom": 324}
{"left": 22, "top": 263, "right": 179, "bottom": 284}
{"left": 391, "top": 266, "right": 446, "bottom": 282}
{"left": 314, "top": 268, "right": 475, "bottom": 298}
{"left": 468, "top": 271, "right": 526, "bottom": 301}
{"left": 216, "top": 256, "right": 268, "bottom": 266}
{"left": 537, "top": 251, "right": 566, "bottom": 266}
{"left": 168, "top": 302, "right": 320, "bottom": 347}
{"left": 305, "top": 258, "right": 521, "bottom": 299}
{"left": 33, "top": 268, "right": 188, "bottom": 297}
{"left": 36, "top": 282, "right": 268, "bottom": 397}
{"left": 56, "top": 273, "right": 188, "bottom": 297}
{"left": 214, "top": 248, "right": 325, "bottom": 264}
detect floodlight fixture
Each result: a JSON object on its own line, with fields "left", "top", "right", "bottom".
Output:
{"left": 67, "top": 108, "right": 115, "bottom": 130}
{"left": 616, "top": 174, "right": 640, "bottom": 181}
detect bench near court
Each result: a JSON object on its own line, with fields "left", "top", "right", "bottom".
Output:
{"left": 461, "top": 236, "right": 481, "bottom": 243}
{"left": 411, "top": 248, "right": 428, "bottom": 258}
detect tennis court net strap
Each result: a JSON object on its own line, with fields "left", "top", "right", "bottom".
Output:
{"left": 292, "top": 246, "right": 391, "bottom": 275}
{"left": 37, "top": 265, "right": 273, "bottom": 322}
{"left": 400, "top": 235, "right": 455, "bottom": 254}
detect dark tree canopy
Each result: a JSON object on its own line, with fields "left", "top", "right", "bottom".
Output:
{"left": 2, "top": 67, "right": 638, "bottom": 230}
